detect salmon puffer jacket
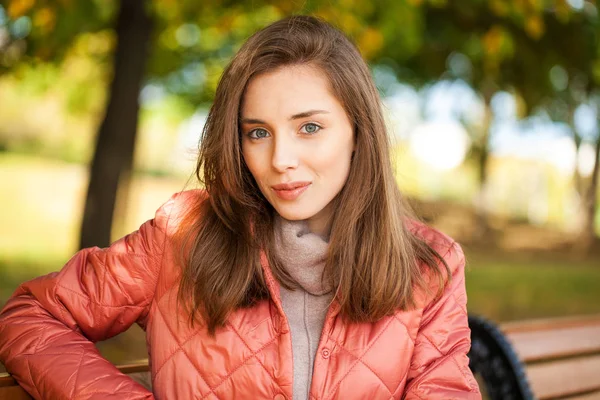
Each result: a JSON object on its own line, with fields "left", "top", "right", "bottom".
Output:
{"left": 0, "top": 190, "right": 480, "bottom": 399}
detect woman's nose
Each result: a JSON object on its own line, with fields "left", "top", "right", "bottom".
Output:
{"left": 271, "top": 134, "right": 299, "bottom": 172}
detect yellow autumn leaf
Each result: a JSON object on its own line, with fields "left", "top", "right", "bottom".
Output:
{"left": 7, "top": 0, "right": 35, "bottom": 19}
{"left": 526, "top": 0, "right": 544, "bottom": 13}
{"left": 513, "top": 0, "right": 527, "bottom": 15}
{"left": 483, "top": 26, "right": 503, "bottom": 57}
{"left": 554, "top": 0, "right": 571, "bottom": 23}
{"left": 340, "top": 13, "right": 361, "bottom": 35}
{"left": 525, "top": 15, "right": 544, "bottom": 39}
{"left": 33, "top": 7, "right": 56, "bottom": 35}
{"left": 428, "top": 0, "right": 448, "bottom": 7}
{"left": 490, "top": 0, "right": 509, "bottom": 16}
{"left": 358, "top": 27, "right": 383, "bottom": 60}
{"left": 592, "top": 60, "right": 600, "bottom": 85}
{"left": 484, "top": 58, "right": 500, "bottom": 78}
{"left": 314, "top": 7, "right": 334, "bottom": 22}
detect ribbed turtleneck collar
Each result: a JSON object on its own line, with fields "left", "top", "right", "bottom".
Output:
{"left": 273, "top": 216, "right": 332, "bottom": 296}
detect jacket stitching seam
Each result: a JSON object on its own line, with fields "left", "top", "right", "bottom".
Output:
{"left": 392, "top": 315, "right": 415, "bottom": 344}
{"left": 245, "top": 316, "right": 272, "bottom": 335}
{"left": 199, "top": 334, "right": 282, "bottom": 399}
{"left": 15, "top": 351, "right": 89, "bottom": 357}
{"left": 332, "top": 344, "right": 394, "bottom": 396}
{"left": 404, "top": 352, "right": 474, "bottom": 396}
{"left": 225, "top": 321, "right": 288, "bottom": 395}
{"left": 151, "top": 312, "right": 208, "bottom": 389}
{"left": 334, "top": 316, "right": 413, "bottom": 396}
{"left": 151, "top": 326, "right": 203, "bottom": 379}
{"left": 324, "top": 315, "right": 398, "bottom": 398}
{"left": 92, "top": 250, "right": 157, "bottom": 259}
{"left": 392, "top": 367, "right": 410, "bottom": 397}
{"left": 30, "top": 303, "right": 52, "bottom": 354}
{"left": 419, "top": 241, "right": 456, "bottom": 327}
{"left": 331, "top": 315, "right": 414, "bottom": 396}
{"left": 50, "top": 250, "right": 155, "bottom": 327}
{"left": 406, "top": 389, "right": 427, "bottom": 400}
{"left": 101, "top": 254, "right": 137, "bottom": 307}
{"left": 155, "top": 279, "right": 179, "bottom": 305}
{"left": 54, "top": 284, "right": 147, "bottom": 308}
{"left": 69, "top": 349, "right": 85, "bottom": 398}
{"left": 73, "top": 391, "right": 134, "bottom": 398}
{"left": 449, "top": 352, "right": 479, "bottom": 391}
{"left": 152, "top": 305, "right": 217, "bottom": 398}
{"left": 25, "top": 358, "right": 42, "bottom": 399}
{"left": 450, "top": 291, "right": 468, "bottom": 314}
{"left": 149, "top": 197, "right": 173, "bottom": 306}
{"left": 152, "top": 347, "right": 184, "bottom": 382}
{"left": 100, "top": 256, "right": 110, "bottom": 306}
{"left": 419, "top": 332, "right": 444, "bottom": 358}
{"left": 403, "top": 348, "right": 457, "bottom": 394}
{"left": 138, "top": 213, "right": 169, "bottom": 326}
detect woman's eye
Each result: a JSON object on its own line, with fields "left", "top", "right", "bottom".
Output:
{"left": 301, "top": 123, "right": 321, "bottom": 134}
{"left": 248, "top": 128, "right": 270, "bottom": 139}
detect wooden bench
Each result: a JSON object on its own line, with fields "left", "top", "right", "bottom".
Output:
{"left": 469, "top": 314, "right": 600, "bottom": 400}
{"left": 2, "top": 314, "right": 600, "bottom": 399}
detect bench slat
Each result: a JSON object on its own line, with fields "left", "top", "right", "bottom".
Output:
{"left": 0, "top": 374, "right": 17, "bottom": 388}
{"left": 506, "top": 325, "right": 600, "bottom": 362}
{"left": 568, "top": 391, "right": 600, "bottom": 400}
{"left": 501, "top": 314, "right": 600, "bottom": 334}
{"left": 0, "top": 386, "right": 31, "bottom": 400}
{"left": 527, "top": 354, "right": 600, "bottom": 399}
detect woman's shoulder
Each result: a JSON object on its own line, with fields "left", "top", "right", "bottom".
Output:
{"left": 154, "top": 189, "right": 208, "bottom": 234}
{"left": 405, "top": 219, "right": 458, "bottom": 257}
{"left": 404, "top": 219, "right": 466, "bottom": 310}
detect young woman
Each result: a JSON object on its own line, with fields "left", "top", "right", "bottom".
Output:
{"left": 0, "top": 16, "right": 480, "bottom": 399}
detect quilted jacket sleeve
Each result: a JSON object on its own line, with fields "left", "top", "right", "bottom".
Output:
{"left": 0, "top": 195, "right": 179, "bottom": 400}
{"left": 403, "top": 242, "right": 481, "bottom": 399}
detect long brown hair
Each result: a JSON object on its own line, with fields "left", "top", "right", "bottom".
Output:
{"left": 177, "top": 15, "right": 450, "bottom": 334}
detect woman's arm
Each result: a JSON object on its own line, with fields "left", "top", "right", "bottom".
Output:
{"left": 403, "top": 241, "right": 481, "bottom": 399}
{"left": 0, "top": 195, "right": 179, "bottom": 400}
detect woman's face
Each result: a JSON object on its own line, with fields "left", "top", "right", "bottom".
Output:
{"left": 241, "top": 64, "right": 355, "bottom": 236}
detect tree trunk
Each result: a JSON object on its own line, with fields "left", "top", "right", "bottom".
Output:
{"left": 569, "top": 105, "right": 585, "bottom": 196}
{"left": 79, "top": 0, "right": 152, "bottom": 249}
{"left": 473, "top": 94, "right": 493, "bottom": 238}
{"left": 578, "top": 135, "right": 600, "bottom": 253}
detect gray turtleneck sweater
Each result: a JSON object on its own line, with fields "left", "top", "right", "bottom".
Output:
{"left": 273, "top": 217, "right": 333, "bottom": 400}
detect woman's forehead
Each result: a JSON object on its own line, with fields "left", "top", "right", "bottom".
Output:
{"left": 241, "top": 65, "right": 342, "bottom": 119}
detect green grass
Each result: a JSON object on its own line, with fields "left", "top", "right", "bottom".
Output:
{"left": 465, "top": 251, "right": 600, "bottom": 322}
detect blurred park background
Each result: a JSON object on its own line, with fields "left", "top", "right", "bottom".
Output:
{"left": 0, "top": 0, "right": 599, "bottom": 368}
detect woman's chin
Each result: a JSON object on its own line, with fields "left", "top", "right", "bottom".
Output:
{"left": 272, "top": 205, "right": 317, "bottom": 222}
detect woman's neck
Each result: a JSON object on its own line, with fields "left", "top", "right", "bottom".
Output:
{"left": 305, "top": 202, "right": 334, "bottom": 239}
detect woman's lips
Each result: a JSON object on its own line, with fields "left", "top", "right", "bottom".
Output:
{"left": 271, "top": 181, "right": 311, "bottom": 201}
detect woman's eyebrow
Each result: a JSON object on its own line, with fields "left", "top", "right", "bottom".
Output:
{"left": 240, "top": 117, "right": 265, "bottom": 124}
{"left": 240, "top": 110, "right": 329, "bottom": 125}
{"left": 290, "top": 109, "right": 329, "bottom": 120}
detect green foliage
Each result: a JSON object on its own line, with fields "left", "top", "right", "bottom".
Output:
{"left": 2, "top": 0, "right": 597, "bottom": 114}
{"left": 400, "top": 0, "right": 599, "bottom": 111}
{"left": 1, "top": 0, "right": 115, "bottom": 69}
